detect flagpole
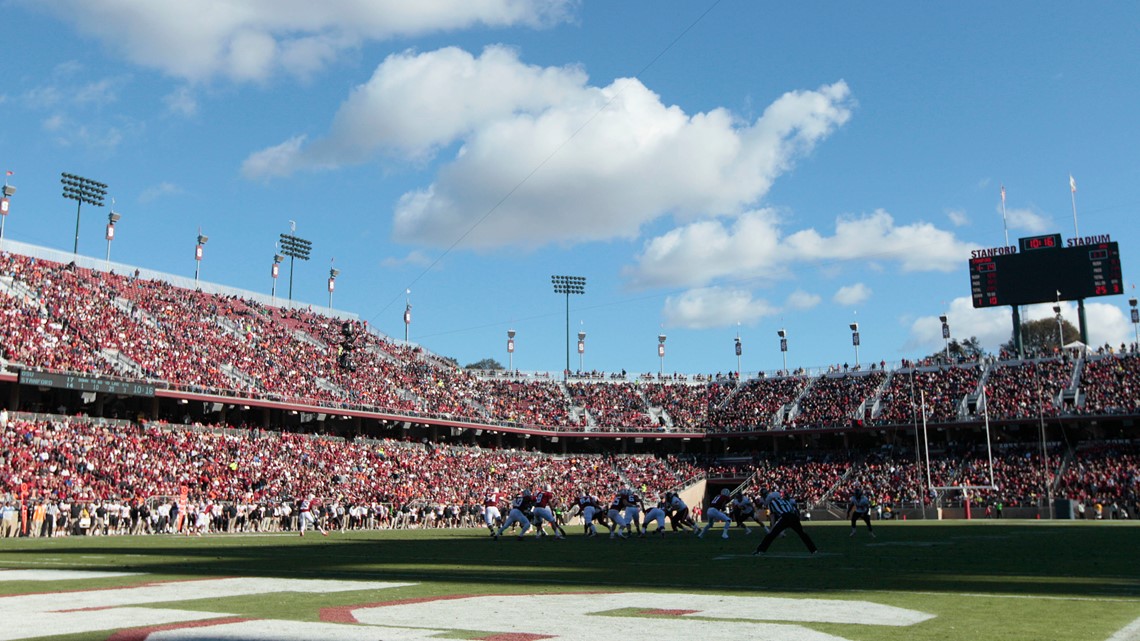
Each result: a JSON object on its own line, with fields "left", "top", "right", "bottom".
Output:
{"left": 1069, "top": 174, "right": 1079, "bottom": 239}
{"left": 1000, "top": 184, "right": 1009, "bottom": 247}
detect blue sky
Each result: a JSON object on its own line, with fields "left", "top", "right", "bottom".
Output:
{"left": 2, "top": 1, "right": 1138, "bottom": 377}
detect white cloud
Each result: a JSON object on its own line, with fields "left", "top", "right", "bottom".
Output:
{"left": 906, "top": 297, "right": 1134, "bottom": 355}
{"left": 1004, "top": 206, "right": 1052, "bottom": 233}
{"left": 26, "top": 0, "right": 575, "bottom": 83}
{"left": 244, "top": 46, "right": 854, "bottom": 249}
{"left": 947, "top": 209, "right": 968, "bottom": 227}
{"left": 138, "top": 182, "right": 184, "bottom": 204}
{"left": 164, "top": 87, "right": 199, "bottom": 117}
{"left": 785, "top": 290, "right": 821, "bottom": 310}
{"left": 834, "top": 283, "right": 871, "bottom": 306}
{"left": 629, "top": 208, "right": 975, "bottom": 290}
{"left": 662, "top": 287, "right": 778, "bottom": 329}
{"left": 381, "top": 250, "right": 434, "bottom": 269}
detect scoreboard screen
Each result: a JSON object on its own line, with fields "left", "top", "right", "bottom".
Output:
{"left": 970, "top": 238, "right": 1123, "bottom": 308}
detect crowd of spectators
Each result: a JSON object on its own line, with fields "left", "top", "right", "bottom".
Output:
{"left": 705, "top": 378, "right": 806, "bottom": 431}
{"left": 976, "top": 358, "right": 1074, "bottom": 420}
{"left": 790, "top": 371, "right": 887, "bottom": 429}
{"left": 2, "top": 251, "right": 1139, "bottom": 438}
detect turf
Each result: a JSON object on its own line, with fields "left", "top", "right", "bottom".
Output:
{"left": 1, "top": 520, "right": 1138, "bottom": 641}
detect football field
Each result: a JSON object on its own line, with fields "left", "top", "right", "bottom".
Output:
{"left": 0, "top": 520, "right": 1137, "bottom": 641}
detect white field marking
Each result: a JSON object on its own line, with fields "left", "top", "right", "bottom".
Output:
{"left": 352, "top": 592, "right": 935, "bottom": 630}
{"left": 139, "top": 620, "right": 446, "bottom": 641}
{"left": 1108, "top": 614, "right": 1140, "bottom": 641}
{"left": 0, "top": 570, "right": 139, "bottom": 581}
{"left": 0, "top": 576, "right": 412, "bottom": 641}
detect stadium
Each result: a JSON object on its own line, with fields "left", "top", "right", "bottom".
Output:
{"left": 0, "top": 236, "right": 1138, "bottom": 640}
{"left": 4, "top": 2, "right": 1140, "bottom": 640}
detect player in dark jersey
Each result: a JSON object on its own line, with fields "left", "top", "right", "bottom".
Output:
{"left": 531, "top": 485, "right": 567, "bottom": 539}
{"left": 697, "top": 489, "right": 734, "bottom": 539}
{"left": 494, "top": 490, "right": 535, "bottom": 540}
{"left": 754, "top": 490, "right": 818, "bottom": 555}
{"left": 482, "top": 488, "right": 504, "bottom": 534}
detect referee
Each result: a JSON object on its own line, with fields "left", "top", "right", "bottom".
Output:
{"left": 753, "top": 490, "right": 818, "bottom": 555}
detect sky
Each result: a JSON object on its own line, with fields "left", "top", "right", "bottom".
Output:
{"left": 2, "top": 1, "right": 1139, "bottom": 377}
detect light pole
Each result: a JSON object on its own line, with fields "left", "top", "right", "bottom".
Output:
{"left": 577, "top": 330, "right": 586, "bottom": 373}
{"left": 194, "top": 230, "right": 208, "bottom": 286}
{"left": 850, "top": 322, "right": 860, "bottom": 368}
{"left": 279, "top": 226, "right": 312, "bottom": 301}
{"left": 105, "top": 210, "right": 121, "bottom": 263}
{"left": 778, "top": 328, "right": 788, "bottom": 374}
{"left": 1129, "top": 297, "right": 1138, "bottom": 351}
{"left": 271, "top": 253, "right": 283, "bottom": 302}
{"left": 507, "top": 329, "right": 516, "bottom": 372}
{"left": 404, "top": 289, "right": 412, "bottom": 342}
{"left": 939, "top": 314, "right": 950, "bottom": 361}
{"left": 551, "top": 275, "right": 586, "bottom": 379}
{"left": 61, "top": 173, "right": 107, "bottom": 254}
{"left": 1053, "top": 303, "right": 1064, "bottom": 352}
{"left": 734, "top": 334, "right": 742, "bottom": 378}
{"left": 657, "top": 333, "right": 666, "bottom": 377}
{"left": 1, "top": 180, "right": 16, "bottom": 244}
{"left": 328, "top": 263, "right": 339, "bottom": 309}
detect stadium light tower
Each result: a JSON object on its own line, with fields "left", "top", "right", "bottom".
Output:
{"left": 194, "top": 230, "right": 208, "bottom": 286}
{"left": 105, "top": 209, "right": 121, "bottom": 263}
{"left": 578, "top": 329, "right": 586, "bottom": 373}
{"left": 507, "top": 329, "right": 516, "bottom": 371}
{"left": 551, "top": 275, "right": 586, "bottom": 379}
{"left": 404, "top": 289, "right": 412, "bottom": 343}
{"left": 1053, "top": 302, "right": 1064, "bottom": 352}
{"left": 778, "top": 328, "right": 788, "bottom": 374}
{"left": 850, "top": 322, "right": 860, "bottom": 367}
{"left": 1, "top": 178, "right": 16, "bottom": 244}
{"left": 61, "top": 172, "right": 107, "bottom": 254}
{"left": 1130, "top": 297, "right": 1139, "bottom": 350}
{"left": 939, "top": 314, "right": 950, "bottom": 361}
{"left": 328, "top": 262, "right": 339, "bottom": 309}
{"left": 279, "top": 225, "right": 312, "bottom": 301}
{"left": 657, "top": 333, "right": 667, "bottom": 377}
{"left": 270, "top": 253, "right": 283, "bottom": 302}
{"left": 734, "top": 331, "right": 742, "bottom": 378}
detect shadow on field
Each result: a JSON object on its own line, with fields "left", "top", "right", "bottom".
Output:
{"left": 1, "top": 522, "right": 1137, "bottom": 598}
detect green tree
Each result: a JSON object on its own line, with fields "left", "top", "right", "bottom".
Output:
{"left": 1001, "top": 317, "right": 1079, "bottom": 356}
{"left": 464, "top": 358, "right": 504, "bottom": 370}
{"left": 927, "top": 336, "right": 987, "bottom": 362}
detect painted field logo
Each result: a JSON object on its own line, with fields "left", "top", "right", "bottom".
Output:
{"left": 0, "top": 572, "right": 934, "bottom": 641}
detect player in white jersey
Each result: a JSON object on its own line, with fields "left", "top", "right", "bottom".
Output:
{"left": 731, "top": 493, "right": 766, "bottom": 535}
{"left": 640, "top": 498, "right": 668, "bottom": 537}
{"left": 664, "top": 492, "right": 697, "bottom": 532}
{"left": 623, "top": 491, "right": 644, "bottom": 536}
{"left": 847, "top": 487, "right": 875, "bottom": 537}
{"left": 298, "top": 494, "right": 329, "bottom": 537}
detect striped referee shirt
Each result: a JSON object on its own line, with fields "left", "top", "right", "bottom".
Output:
{"left": 766, "top": 496, "right": 798, "bottom": 517}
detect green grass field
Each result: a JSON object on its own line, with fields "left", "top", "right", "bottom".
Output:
{"left": 1, "top": 520, "right": 1138, "bottom": 641}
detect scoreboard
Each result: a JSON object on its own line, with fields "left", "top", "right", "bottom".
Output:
{"left": 970, "top": 234, "right": 1123, "bottom": 308}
